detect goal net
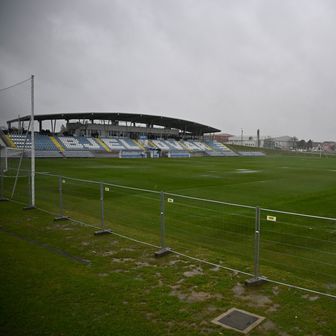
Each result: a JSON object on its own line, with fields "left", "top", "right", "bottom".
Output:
{"left": 0, "top": 77, "right": 34, "bottom": 206}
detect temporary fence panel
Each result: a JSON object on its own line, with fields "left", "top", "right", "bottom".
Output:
{"left": 164, "top": 193, "right": 256, "bottom": 274}
{"left": 260, "top": 208, "right": 336, "bottom": 296}
{"left": 103, "top": 185, "right": 161, "bottom": 247}
{"left": 61, "top": 177, "right": 101, "bottom": 227}
{"left": 34, "top": 173, "right": 59, "bottom": 214}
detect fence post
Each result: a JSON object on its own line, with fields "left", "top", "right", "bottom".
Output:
{"left": 94, "top": 183, "right": 112, "bottom": 235}
{"left": 54, "top": 176, "right": 69, "bottom": 221}
{"left": 254, "top": 206, "right": 261, "bottom": 278}
{"left": 160, "top": 191, "right": 166, "bottom": 248}
{"left": 155, "top": 191, "right": 171, "bottom": 257}
{"left": 245, "top": 206, "right": 267, "bottom": 286}
{"left": 100, "top": 182, "right": 104, "bottom": 228}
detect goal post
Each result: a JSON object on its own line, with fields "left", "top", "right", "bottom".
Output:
{"left": 0, "top": 75, "right": 35, "bottom": 207}
{"left": 29, "top": 74, "right": 35, "bottom": 208}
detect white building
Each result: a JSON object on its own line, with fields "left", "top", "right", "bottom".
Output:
{"left": 227, "top": 135, "right": 297, "bottom": 149}
{"left": 227, "top": 135, "right": 267, "bottom": 147}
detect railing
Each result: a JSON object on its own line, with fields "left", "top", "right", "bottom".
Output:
{"left": 2, "top": 168, "right": 336, "bottom": 299}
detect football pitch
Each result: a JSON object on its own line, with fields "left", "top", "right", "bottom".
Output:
{"left": 1, "top": 154, "right": 336, "bottom": 335}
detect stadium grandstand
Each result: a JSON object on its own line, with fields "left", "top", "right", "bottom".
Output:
{"left": 1, "top": 112, "right": 264, "bottom": 158}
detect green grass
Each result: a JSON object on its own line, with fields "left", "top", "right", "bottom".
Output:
{"left": 2, "top": 154, "right": 336, "bottom": 335}
{"left": 26, "top": 155, "right": 336, "bottom": 213}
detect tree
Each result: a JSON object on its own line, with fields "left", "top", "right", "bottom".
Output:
{"left": 307, "top": 139, "right": 313, "bottom": 150}
{"left": 297, "top": 139, "right": 306, "bottom": 150}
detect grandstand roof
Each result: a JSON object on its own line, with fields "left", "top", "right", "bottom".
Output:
{"left": 7, "top": 112, "right": 220, "bottom": 135}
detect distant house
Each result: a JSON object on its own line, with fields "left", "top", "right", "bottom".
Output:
{"left": 322, "top": 141, "right": 336, "bottom": 152}
{"left": 227, "top": 135, "right": 260, "bottom": 147}
{"left": 273, "top": 136, "right": 296, "bottom": 150}
{"left": 212, "top": 133, "right": 233, "bottom": 142}
{"left": 226, "top": 135, "right": 297, "bottom": 149}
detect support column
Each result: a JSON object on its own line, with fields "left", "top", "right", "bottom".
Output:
{"left": 245, "top": 207, "right": 267, "bottom": 286}
{"left": 54, "top": 176, "right": 69, "bottom": 221}
{"left": 94, "top": 183, "right": 112, "bottom": 235}
{"left": 155, "top": 191, "right": 172, "bottom": 257}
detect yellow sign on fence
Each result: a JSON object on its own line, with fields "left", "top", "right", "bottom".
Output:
{"left": 267, "top": 215, "right": 277, "bottom": 222}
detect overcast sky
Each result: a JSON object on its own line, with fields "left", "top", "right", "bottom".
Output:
{"left": 1, "top": 0, "right": 336, "bottom": 141}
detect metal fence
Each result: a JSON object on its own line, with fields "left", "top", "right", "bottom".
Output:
{"left": 2, "top": 168, "right": 336, "bottom": 299}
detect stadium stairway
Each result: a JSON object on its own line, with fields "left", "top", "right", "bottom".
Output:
{"left": 95, "top": 138, "right": 111, "bottom": 152}
{"left": 50, "top": 136, "right": 64, "bottom": 152}
{"left": 204, "top": 140, "right": 239, "bottom": 157}
{"left": 134, "top": 140, "right": 145, "bottom": 150}
{"left": 179, "top": 141, "right": 191, "bottom": 152}
{"left": 2, "top": 133, "right": 16, "bottom": 148}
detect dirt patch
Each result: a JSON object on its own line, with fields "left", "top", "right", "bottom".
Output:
{"left": 170, "top": 288, "right": 212, "bottom": 303}
{"left": 135, "top": 261, "right": 151, "bottom": 268}
{"left": 188, "top": 291, "right": 212, "bottom": 303}
{"left": 120, "top": 247, "right": 135, "bottom": 252}
{"left": 169, "top": 259, "right": 182, "bottom": 265}
{"left": 247, "top": 293, "right": 273, "bottom": 308}
{"left": 272, "top": 286, "right": 280, "bottom": 296}
{"left": 207, "top": 305, "right": 218, "bottom": 312}
{"left": 102, "top": 251, "right": 116, "bottom": 257}
{"left": 325, "top": 283, "right": 336, "bottom": 290}
{"left": 259, "top": 320, "right": 291, "bottom": 335}
{"left": 260, "top": 320, "right": 277, "bottom": 332}
{"left": 267, "top": 304, "right": 280, "bottom": 313}
{"left": 113, "top": 269, "right": 130, "bottom": 273}
{"left": 210, "top": 266, "right": 220, "bottom": 272}
{"left": 170, "top": 284, "right": 220, "bottom": 303}
{"left": 302, "top": 294, "right": 319, "bottom": 301}
{"left": 111, "top": 258, "right": 134, "bottom": 263}
{"left": 232, "top": 282, "right": 279, "bottom": 311}
{"left": 183, "top": 267, "right": 203, "bottom": 278}
{"left": 232, "top": 282, "right": 245, "bottom": 296}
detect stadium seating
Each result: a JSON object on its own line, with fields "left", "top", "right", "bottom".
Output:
{"left": 151, "top": 139, "right": 186, "bottom": 151}
{"left": 9, "top": 134, "right": 58, "bottom": 151}
{"left": 9, "top": 134, "right": 32, "bottom": 149}
{"left": 56, "top": 136, "right": 104, "bottom": 151}
{"left": 35, "top": 134, "right": 59, "bottom": 151}
{"left": 4, "top": 133, "right": 266, "bottom": 159}
{"left": 204, "top": 140, "right": 239, "bottom": 156}
{"left": 100, "top": 138, "right": 142, "bottom": 151}
{"left": 182, "top": 140, "right": 210, "bottom": 151}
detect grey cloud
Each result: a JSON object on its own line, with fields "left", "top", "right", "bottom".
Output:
{"left": 1, "top": 0, "right": 336, "bottom": 140}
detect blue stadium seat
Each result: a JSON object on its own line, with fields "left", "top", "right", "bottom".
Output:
{"left": 204, "top": 140, "right": 238, "bottom": 156}
{"left": 100, "top": 138, "right": 142, "bottom": 151}
{"left": 57, "top": 136, "right": 104, "bottom": 151}
{"left": 10, "top": 133, "right": 58, "bottom": 151}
